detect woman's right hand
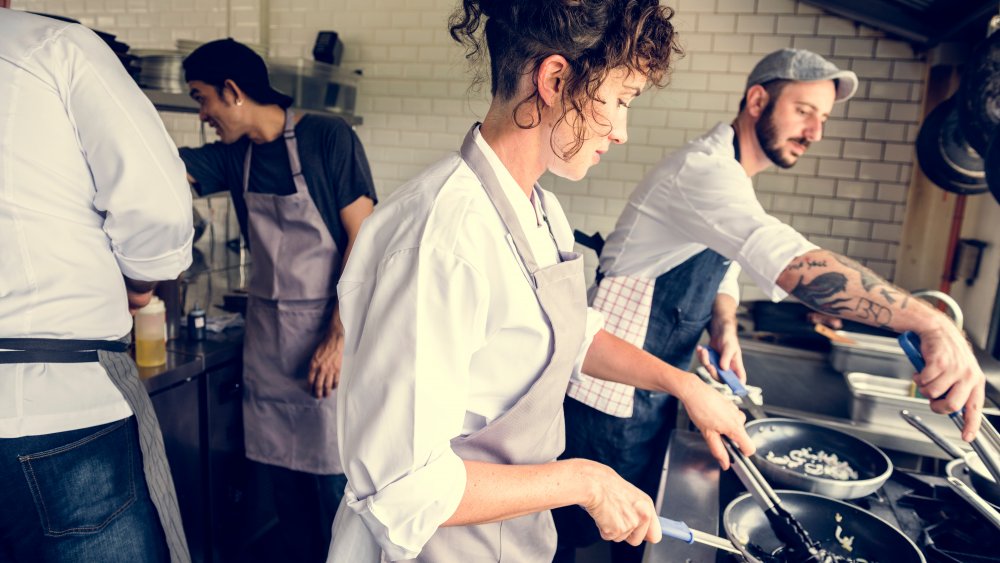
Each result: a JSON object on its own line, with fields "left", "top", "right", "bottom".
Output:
{"left": 676, "top": 376, "right": 755, "bottom": 470}
{"left": 578, "top": 460, "right": 662, "bottom": 546}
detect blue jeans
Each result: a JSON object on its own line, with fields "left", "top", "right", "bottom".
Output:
{"left": 0, "top": 417, "right": 170, "bottom": 563}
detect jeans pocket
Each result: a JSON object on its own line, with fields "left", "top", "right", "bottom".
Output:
{"left": 19, "top": 418, "right": 137, "bottom": 536}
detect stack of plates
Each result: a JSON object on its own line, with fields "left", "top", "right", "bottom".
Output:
{"left": 132, "top": 49, "right": 187, "bottom": 94}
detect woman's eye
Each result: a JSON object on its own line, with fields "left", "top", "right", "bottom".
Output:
{"left": 618, "top": 99, "right": 631, "bottom": 109}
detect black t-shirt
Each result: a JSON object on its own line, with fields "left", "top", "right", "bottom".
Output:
{"left": 179, "top": 114, "right": 376, "bottom": 252}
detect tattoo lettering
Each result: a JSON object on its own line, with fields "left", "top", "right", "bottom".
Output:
{"left": 786, "top": 259, "right": 828, "bottom": 271}
{"left": 855, "top": 298, "right": 893, "bottom": 327}
{"left": 790, "top": 273, "right": 852, "bottom": 314}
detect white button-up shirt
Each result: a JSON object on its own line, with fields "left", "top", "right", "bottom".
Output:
{"left": 0, "top": 11, "right": 193, "bottom": 437}
{"left": 335, "top": 127, "right": 603, "bottom": 560}
{"left": 599, "top": 122, "right": 818, "bottom": 301}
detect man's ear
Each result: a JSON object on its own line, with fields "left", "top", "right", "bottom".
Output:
{"left": 535, "top": 54, "right": 570, "bottom": 107}
{"left": 222, "top": 79, "right": 247, "bottom": 106}
{"left": 744, "top": 84, "right": 769, "bottom": 118}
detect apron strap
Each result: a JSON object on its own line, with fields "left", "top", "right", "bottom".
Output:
{"left": 242, "top": 109, "right": 310, "bottom": 196}
{"left": 0, "top": 338, "right": 130, "bottom": 364}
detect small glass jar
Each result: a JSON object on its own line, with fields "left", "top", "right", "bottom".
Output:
{"left": 135, "top": 296, "right": 167, "bottom": 367}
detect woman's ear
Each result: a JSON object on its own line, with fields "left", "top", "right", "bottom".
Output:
{"left": 535, "top": 54, "right": 570, "bottom": 107}
{"left": 744, "top": 84, "right": 769, "bottom": 118}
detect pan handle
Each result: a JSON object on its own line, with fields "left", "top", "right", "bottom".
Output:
{"left": 900, "top": 409, "right": 966, "bottom": 459}
{"left": 656, "top": 517, "right": 742, "bottom": 554}
{"left": 946, "top": 477, "right": 1000, "bottom": 530}
{"left": 701, "top": 345, "right": 747, "bottom": 398}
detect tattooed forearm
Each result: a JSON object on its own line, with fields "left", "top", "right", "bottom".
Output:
{"left": 879, "top": 287, "right": 899, "bottom": 305}
{"left": 789, "top": 272, "right": 853, "bottom": 314}
{"left": 855, "top": 298, "right": 893, "bottom": 327}
{"left": 834, "top": 255, "right": 883, "bottom": 292}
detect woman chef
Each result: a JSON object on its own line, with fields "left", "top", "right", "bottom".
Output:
{"left": 328, "top": 1, "right": 755, "bottom": 561}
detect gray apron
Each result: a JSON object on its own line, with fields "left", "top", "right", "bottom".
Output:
{"left": 0, "top": 337, "right": 191, "bottom": 563}
{"left": 241, "top": 109, "right": 344, "bottom": 475}
{"left": 329, "top": 125, "right": 588, "bottom": 562}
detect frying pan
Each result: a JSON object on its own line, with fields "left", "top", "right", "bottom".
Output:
{"left": 723, "top": 491, "right": 925, "bottom": 563}
{"left": 915, "top": 95, "right": 988, "bottom": 195}
{"left": 705, "top": 348, "right": 893, "bottom": 499}
{"left": 900, "top": 409, "right": 1000, "bottom": 509}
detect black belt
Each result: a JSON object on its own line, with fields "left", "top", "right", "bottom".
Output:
{"left": 0, "top": 338, "right": 129, "bottom": 364}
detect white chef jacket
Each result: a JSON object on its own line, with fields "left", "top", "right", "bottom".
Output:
{"left": 598, "top": 122, "right": 818, "bottom": 301}
{"left": 0, "top": 11, "right": 193, "bottom": 438}
{"left": 334, "top": 127, "right": 603, "bottom": 560}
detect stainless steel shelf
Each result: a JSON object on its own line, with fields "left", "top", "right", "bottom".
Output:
{"left": 143, "top": 88, "right": 363, "bottom": 126}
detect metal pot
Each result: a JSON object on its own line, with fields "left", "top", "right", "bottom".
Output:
{"left": 723, "top": 491, "right": 925, "bottom": 563}
{"left": 745, "top": 419, "right": 893, "bottom": 500}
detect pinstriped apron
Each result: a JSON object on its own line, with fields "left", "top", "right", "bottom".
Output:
{"left": 412, "top": 125, "right": 588, "bottom": 561}
{"left": 0, "top": 337, "right": 191, "bottom": 563}
{"left": 241, "top": 109, "right": 343, "bottom": 474}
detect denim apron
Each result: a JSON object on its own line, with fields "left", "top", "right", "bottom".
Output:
{"left": 241, "top": 109, "right": 344, "bottom": 474}
{"left": 0, "top": 337, "right": 191, "bottom": 563}
{"left": 327, "top": 124, "right": 588, "bottom": 562}
{"left": 557, "top": 198, "right": 735, "bottom": 559}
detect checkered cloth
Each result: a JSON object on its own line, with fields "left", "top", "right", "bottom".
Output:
{"left": 567, "top": 275, "right": 654, "bottom": 417}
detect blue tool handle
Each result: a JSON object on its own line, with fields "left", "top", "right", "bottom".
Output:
{"left": 658, "top": 517, "right": 694, "bottom": 544}
{"left": 899, "top": 331, "right": 963, "bottom": 422}
{"left": 898, "top": 331, "right": 925, "bottom": 372}
{"left": 702, "top": 345, "right": 748, "bottom": 398}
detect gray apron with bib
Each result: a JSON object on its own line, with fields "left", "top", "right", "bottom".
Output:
{"left": 241, "top": 109, "right": 344, "bottom": 475}
{"left": 412, "top": 127, "right": 588, "bottom": 561}
{"left": 0, "top": 337, "right": 191, "bottom": 563}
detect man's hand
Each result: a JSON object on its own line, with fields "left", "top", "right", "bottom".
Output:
{"left": 127, "top": 289, "right": 154, "bottom": 316}
{"left": 308, "top": 314, "right": 344, "bottom": 398}
{"left": 914, "top": 323, "right": 986, "bottom": 441}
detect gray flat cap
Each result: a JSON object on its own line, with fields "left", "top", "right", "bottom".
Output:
{"left": 746, "top": 48, "right": 858, "bottom": 102}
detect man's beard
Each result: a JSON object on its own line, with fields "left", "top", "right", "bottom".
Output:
{"left": 755, "top": 102, "right": 809, "bottom": 169}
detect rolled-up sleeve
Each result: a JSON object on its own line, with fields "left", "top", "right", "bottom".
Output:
{"left": 337, "top": 244, "right": 489, "bottom": 560}
{"left": 50, "top": 25, "right": 192, "bottom": 281}
{"left": 668, "top": 153, "right": 817, "bottom": 301}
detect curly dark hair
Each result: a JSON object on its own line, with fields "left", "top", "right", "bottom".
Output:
{"left": 449, "top": 0, "right": 683, "bottom": 158}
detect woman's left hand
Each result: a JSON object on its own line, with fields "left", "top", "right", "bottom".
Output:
{"left": 676, "top": 377, "right": 754, "bottom": 470}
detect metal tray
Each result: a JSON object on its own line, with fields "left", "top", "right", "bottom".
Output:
{"left": 846, "top": 371, "right": 959, "bottom": 437}
{"left": 846, "top": 371, "right": 1000, "bottom": 439}
{"left": 830, "top": 331, "right": 913, "bottom": 378}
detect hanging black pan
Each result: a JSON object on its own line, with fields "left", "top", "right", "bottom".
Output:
{"left": 958, "top": 29, "right": 1000, "bottom": 156}
{"left": 706, "top": 348, "right": 893, "bottom": 500}
{"left": 987, "top": 130, "right": 1000, "bottom": 204}
{"left": 916, "top": 96, "right": 989, "bottom": 195}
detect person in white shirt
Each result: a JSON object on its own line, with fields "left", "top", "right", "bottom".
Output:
{"left": 326, "top": 1, "right": 756, "bottom": 561}
{"left": 554, "top": 48, "right": 988, "bottom": 563}
{"left": 0, "top": 9, "right": 193, "bottom": 563}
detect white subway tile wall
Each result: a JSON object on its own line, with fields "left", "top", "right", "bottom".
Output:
{"left": 15, "top": 0, "right": 925, "bottom": 301}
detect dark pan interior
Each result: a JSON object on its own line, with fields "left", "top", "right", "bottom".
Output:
{"left": 725, "top": 491, "right": 925, "bottom": 563}
{"left": 749, "top": 420, "right": 890, "bottom": 480}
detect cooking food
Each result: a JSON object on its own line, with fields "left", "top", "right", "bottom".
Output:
{"left": 766, "top": 447, "right": 860, "bottom": 481}
{"left": 745, "top": 512, "right": 872, "bottom": 563}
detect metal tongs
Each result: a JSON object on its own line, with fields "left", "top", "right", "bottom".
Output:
{"left": 898, "top": 331, "right": 1000, "bottom": 485}
{"left": 723, "top": 436, "right": 821, "bottom": 562}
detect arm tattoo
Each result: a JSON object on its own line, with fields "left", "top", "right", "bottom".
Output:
{"left": 789, "top": 272, "right": 852, "bottom": 314}
{"left": 855, "top": 298, "right": 893, "bottom": 327}
{"left": 834, "top": 255, "right": 883, "bottom": 292}
{"left": 786, "top": 259, "right": 828, "bottom": 271}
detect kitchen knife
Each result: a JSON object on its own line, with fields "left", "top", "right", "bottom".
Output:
{"left": 702, "top": 345, "right": 767, "bottom": 421}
